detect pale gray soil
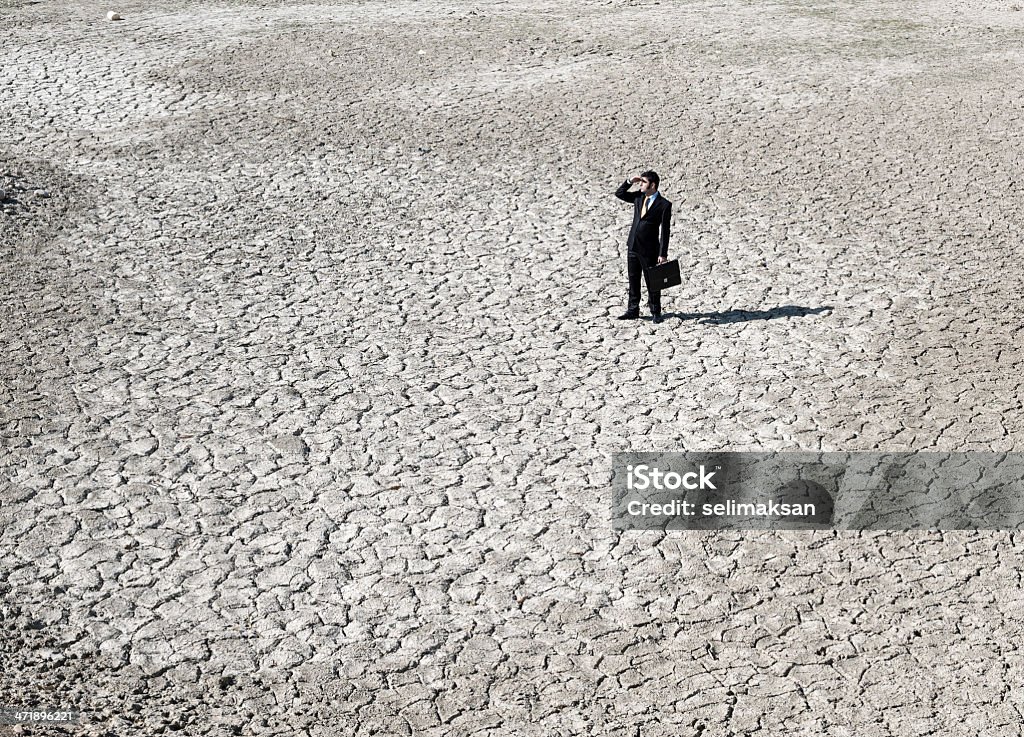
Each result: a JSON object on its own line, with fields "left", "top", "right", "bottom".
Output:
{"left": 3, "top": 1, "right": 1024, "bottom": 735}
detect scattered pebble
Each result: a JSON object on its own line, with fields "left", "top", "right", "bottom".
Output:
{"left": 34, "top": 189, "right": 50, "bottom": 198}
{"left": 107, "top": 11, "right": 122, "bottom": 21}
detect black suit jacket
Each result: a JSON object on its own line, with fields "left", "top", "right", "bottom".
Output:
{"left": 615, "top": 179, "right": 671, "bottom": 263}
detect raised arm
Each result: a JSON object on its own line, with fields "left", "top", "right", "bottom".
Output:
{"left": 615, "top": 178, "right": 641, "bottom": 203}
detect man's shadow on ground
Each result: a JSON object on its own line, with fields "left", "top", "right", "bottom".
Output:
{"left": 659, "top": 305, "right": 833, "bottom": 324}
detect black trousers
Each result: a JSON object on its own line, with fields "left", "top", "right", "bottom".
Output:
{"left": 626, "top": 252, "right": 661, "bottom": 315}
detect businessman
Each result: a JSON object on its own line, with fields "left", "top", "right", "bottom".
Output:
{"left": 614, "top": 170, "right": 671, "bottom": 324}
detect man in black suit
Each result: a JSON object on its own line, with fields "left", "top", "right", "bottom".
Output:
{"left": 614, "top": 170, "right": 671, "bottom": 324}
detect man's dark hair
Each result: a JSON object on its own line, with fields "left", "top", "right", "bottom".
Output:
{"left": 640, "top": 170, "right": 660, "bottom": 189}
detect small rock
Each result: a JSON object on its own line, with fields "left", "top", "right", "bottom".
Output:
{"left": 34, "top": 189, "right": 49, "bottom": 198}
{"left": 127, "top": 438, "right": 159, "bottom": 456}
{"left": 107, "top": 11, "right": 122, "bottom": 21}
{"left": 269, "top": 434, "right": 308, "bottom": 457}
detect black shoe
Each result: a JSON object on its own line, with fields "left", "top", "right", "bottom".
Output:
{"left": 652, "top": 313, "right": 664, "bottom": 324}
{"left": 617, "top": 311, "right": 640, "bottom": 320}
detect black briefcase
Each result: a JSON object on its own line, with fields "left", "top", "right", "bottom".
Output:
{"left": 646, "top": 259, "right": 682, "bottom": 290}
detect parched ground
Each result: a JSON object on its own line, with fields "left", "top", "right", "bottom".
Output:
{"left": 3, "top": 0, "right": 1024, "bottom": 734}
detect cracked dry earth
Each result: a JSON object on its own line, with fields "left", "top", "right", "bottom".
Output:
{"left": 3, "top": 0, "right": 1024, "bottom": 735}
